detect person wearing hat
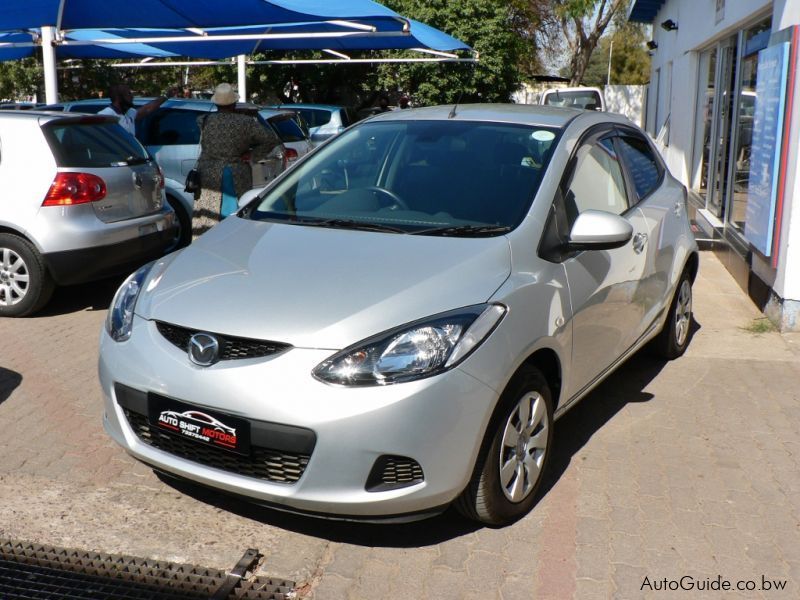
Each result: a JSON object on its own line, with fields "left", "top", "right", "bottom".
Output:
{"left": 192, "top": 83, "right": 280, "bottom": 239}
{"left": 98, "top": 83, "right": 179, "bottom": 137}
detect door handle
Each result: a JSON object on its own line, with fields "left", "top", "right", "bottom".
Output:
{"left": 632, "top": 232, "right": 648, "bottom": 254}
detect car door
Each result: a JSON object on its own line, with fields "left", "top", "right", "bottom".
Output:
{"left": 614, "top": 131, "right": 674, "bottom": 333}
{"left": 138, "top": 107, "right": 205, "bottom": 189}
{"left": 557, "top": 130, "right": 652, "bottom": 399}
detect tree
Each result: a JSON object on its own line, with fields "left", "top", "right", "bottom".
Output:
{"left": 544, "top": 0, "right": 628, "bottom": 85}
{"left": 0, "top": 58, "right": 42, "bottom": 101}
{"left": 581, "top": 19, "right": 650, "bottom": 86}
{"left": 368, "top": 0, "right": 526, "bottom": 106}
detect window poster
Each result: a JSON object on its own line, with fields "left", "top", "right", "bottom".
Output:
{"left": 744, "top": 42, "right": 791, "bottom": 256}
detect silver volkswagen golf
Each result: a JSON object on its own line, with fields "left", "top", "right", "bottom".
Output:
{"left": 99, "top": 104, "right": 698, "bottom": 526}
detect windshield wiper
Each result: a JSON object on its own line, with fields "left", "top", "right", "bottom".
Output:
{"left": 295, "top": 218, "right": 407, "bottom": 234}
{"left": 410, "top": 224, "right": 512, "bottom": 237}
{"left": 123, "top": 155, "right": 148, "bottom": 165}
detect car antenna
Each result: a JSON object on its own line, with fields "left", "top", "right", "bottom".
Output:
{"left": 448, "top": 92, "right": 463, "bottom": 119}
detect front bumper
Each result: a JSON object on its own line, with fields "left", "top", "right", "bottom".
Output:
{"left": 99, "top": 316, "right": 499, "bottom": 519}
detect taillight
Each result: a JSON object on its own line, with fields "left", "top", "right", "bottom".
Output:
{"left": 156, "top": 165, "right": 165, "bottom": 189}
{"left": 284, "top": 148, "right": 299, "bottom": 162}
{"left": 43, "top": 173, "right": 107, "bottom": 206}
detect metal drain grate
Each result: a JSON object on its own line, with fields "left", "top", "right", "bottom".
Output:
{"left": 0, "top": 539, "right": 294, "bottom": 600}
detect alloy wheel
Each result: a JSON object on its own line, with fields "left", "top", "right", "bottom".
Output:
{"left": 498, "top": 391, "right": 549, "bottom": 502}
{"left": 674, "top": 279, "right": 692, "bottom": 348}
{"left": 0, "top": 247, "right": 29, "bottom": 306}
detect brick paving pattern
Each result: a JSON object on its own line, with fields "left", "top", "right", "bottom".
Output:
{"left": 1, "top": 252, "right": 798, "bottom": 598}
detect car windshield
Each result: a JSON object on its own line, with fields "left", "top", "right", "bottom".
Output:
{"left": 543, "top": 90, "right": 601, "bottom": 109}
{"left": 43, "top": 120, "right": 150, "bottom": 168}
{"left": 245, "top": 120, "right": 560, "bottom": 236}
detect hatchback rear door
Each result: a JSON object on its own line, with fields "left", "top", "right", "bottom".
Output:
{"left": 42, "top": 117, "right": 162, "bottom": 222}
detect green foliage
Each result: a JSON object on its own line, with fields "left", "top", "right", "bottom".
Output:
{"left": 0, "top": 58, "right": 42, "bottom": 101}
{"left": 582, "top": 21, "right": 650, "bottom": 86}
{"left": 0, "top": 1, "right": 526, "bottom": 108}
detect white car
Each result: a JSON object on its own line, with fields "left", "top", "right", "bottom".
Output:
{"left": 100, "top": 104, "right": 697, "bottom": 525}
{"left": 540, "top": 87, "right": 606, "bottom": 111}
{"left": 0, "top": 111, "right": 175, "bottom": 316}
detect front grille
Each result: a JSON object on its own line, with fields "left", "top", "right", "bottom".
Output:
{"left": 124, "top": 410, "right": 309, "bottom": 484}
{"left": 156, "top": 321, "right": 291, "bottom": 361}
{"left": 366, "top": 455, "right": 424, "bottom": 492}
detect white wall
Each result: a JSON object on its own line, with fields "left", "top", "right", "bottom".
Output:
{"left": 604, "top": 85, "right": 646, "bottom": 125}
{"left": 643, "top": 0, "right": 800, "bottom": 323}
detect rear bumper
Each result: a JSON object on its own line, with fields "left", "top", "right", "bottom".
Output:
{"left": 44, "top": 223, "right": 176, "bottom": 285}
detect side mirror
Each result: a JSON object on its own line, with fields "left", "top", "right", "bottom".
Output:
{"left": 238, "top": 186, "right": 265, "bottom": 208}
{"left": 567, "top": 210, "right": 633, "bottom": 251}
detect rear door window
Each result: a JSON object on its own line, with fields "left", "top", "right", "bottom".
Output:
{"left": 269, "top": 115, "right": 306, "bottom": 142}
{"left": 43, "top": 120, "right": 149, "bottom": 168}
{"left": 616, "top": 135, "right": 663, "bottom": 201}
{"left": 298, "top": 109, "right": 332, "bottom": 128}
{"left": 138, "top": 108, "right": 203, "bottom": 146}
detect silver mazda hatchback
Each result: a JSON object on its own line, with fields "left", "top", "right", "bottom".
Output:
{"left": 0, "top": 111, "right": 175, "bottom": 316}
{"left": 99, "top": 104, "right": 698, "bottom": 525}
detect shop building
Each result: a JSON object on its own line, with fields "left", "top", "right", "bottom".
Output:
{"left": 628, "top": 0, "right": 800, "bottom": 330}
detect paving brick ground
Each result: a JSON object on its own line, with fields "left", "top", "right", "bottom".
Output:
{"left": 1, "top": 251, "right": 799, "bottom": 599}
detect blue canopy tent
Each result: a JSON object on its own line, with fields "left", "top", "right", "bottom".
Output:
{"left": 0, "top": 1, "right": 473, "bottom": 101}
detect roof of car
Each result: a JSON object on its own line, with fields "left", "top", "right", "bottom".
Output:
{"left": 0, "top": 110, "right": 119, "bottom": 124}
{"left": 362, "top": 103, "right": 596, "bottom": 128}
{"left": 271, "top": 103, "right": 344, "bottom": 112}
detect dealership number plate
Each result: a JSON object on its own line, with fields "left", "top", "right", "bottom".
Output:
{"left": 148, "top": 395, "right": 251, "bottom": 456}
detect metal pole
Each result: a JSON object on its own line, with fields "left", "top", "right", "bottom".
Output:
{"left": 607, "top": 40, "right": 614, "bottom": 86}
{"left": 237, "top": 55, "right": 247, "bottom": 102}
{"left": 41, "top": 27, "right": 59, "bottom": 104}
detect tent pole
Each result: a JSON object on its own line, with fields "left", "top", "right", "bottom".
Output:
{"left": 237, "top": 55, "right": 247, "bottom": 102}
{"left": 41, "top": 26, "right": 59, "bottom": 104}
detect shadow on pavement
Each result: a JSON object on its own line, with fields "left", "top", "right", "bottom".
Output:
{"left": 36, "top": 275, "right": 125, "bottom": 317}
{"left": 0, "top": 367, "right": 22, "bottom": 406}
{"left": 156, "top": 318, "right": 701, "bottom": 547}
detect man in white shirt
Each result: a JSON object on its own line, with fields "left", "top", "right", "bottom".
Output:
{"left": 98, "top": 83, "right": 178, "bottom": 137}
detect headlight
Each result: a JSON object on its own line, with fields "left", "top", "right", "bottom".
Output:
{"left": 105, "top": 262, "right": 154, "bottom": 342}
{"left": 313, "top": 304, "right": 506, "bottom": 386}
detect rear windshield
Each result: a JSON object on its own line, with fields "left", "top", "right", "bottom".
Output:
{"left": 268, "top": 115, "right": 306, "bottom": 142}
{"left": 296, "top": 108, "right": 332, "bottom": 128}
{"left": 43, "top": 120, "right": 150, "bottom": 168}
{"left": 543, "top": 90, "right": 602, "bottom": 110}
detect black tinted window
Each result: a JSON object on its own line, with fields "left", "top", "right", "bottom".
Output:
{"left": 138, "top": 108, "right": 203, "bottom": 146}
{"left": 44, "top": 121, "right": 148, "bottom": 168}
{"left": 268, "top": 115, "right": 305, "bottom": 142}
{"left": 617, "top": 136, "right": 661, "bottom": 200}
{"left": 297, "top": 108, "right": 332, "bottom": 128}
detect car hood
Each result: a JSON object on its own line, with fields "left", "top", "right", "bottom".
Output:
{"left": 136, "top": 217, "right": 512, "bottom": 349}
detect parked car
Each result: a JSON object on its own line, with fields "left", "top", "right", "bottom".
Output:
{"left": 0, "top": 102, "right": 46, "bottom": 110}
{"left": 42, "top": 98, "right": 288, "bottom": 248}
{"left": 99, "top": 104, "right": 698, "bottom": 525}
{"left": 540, "top": 87, "right": 606, "bottom": 111}
{"left": 258, "top": 108, "right": 314, "bottom": 163}
{"left": 269, "top": 103, "right": 359, "bottom": 145}
{"left": 0, "top": 111, "right": 175, "bottom": 317}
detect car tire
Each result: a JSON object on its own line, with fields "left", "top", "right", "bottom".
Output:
{"left": 455, "top": 365, "right": 553, "bottom": 526}
{"left": 653, "top": 269, "right": 693, "bottom": 360}
{"left": 0, "top": 233, "right": 54, "bottom": 317}
{"left": 166, "top": 195, "right": 191, "bottom": 250}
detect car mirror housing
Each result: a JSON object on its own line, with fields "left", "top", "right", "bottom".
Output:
{"left": 567, "top": 210, "right": 634, "bottom": 251}
{"left": 238, "top": 186, "right": 265, "bottom": 208}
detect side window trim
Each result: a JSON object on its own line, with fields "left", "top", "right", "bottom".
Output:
{"left": 613, "top": 126, "right": 665, "bottom": 203}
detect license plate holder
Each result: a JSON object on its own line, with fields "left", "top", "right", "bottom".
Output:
{"left": 148, "top": 395, "right": 251, "bottom": 456}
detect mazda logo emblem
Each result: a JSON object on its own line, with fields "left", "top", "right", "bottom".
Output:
{"left": 189, "top": 333, "right": 220, "bottom": 366}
